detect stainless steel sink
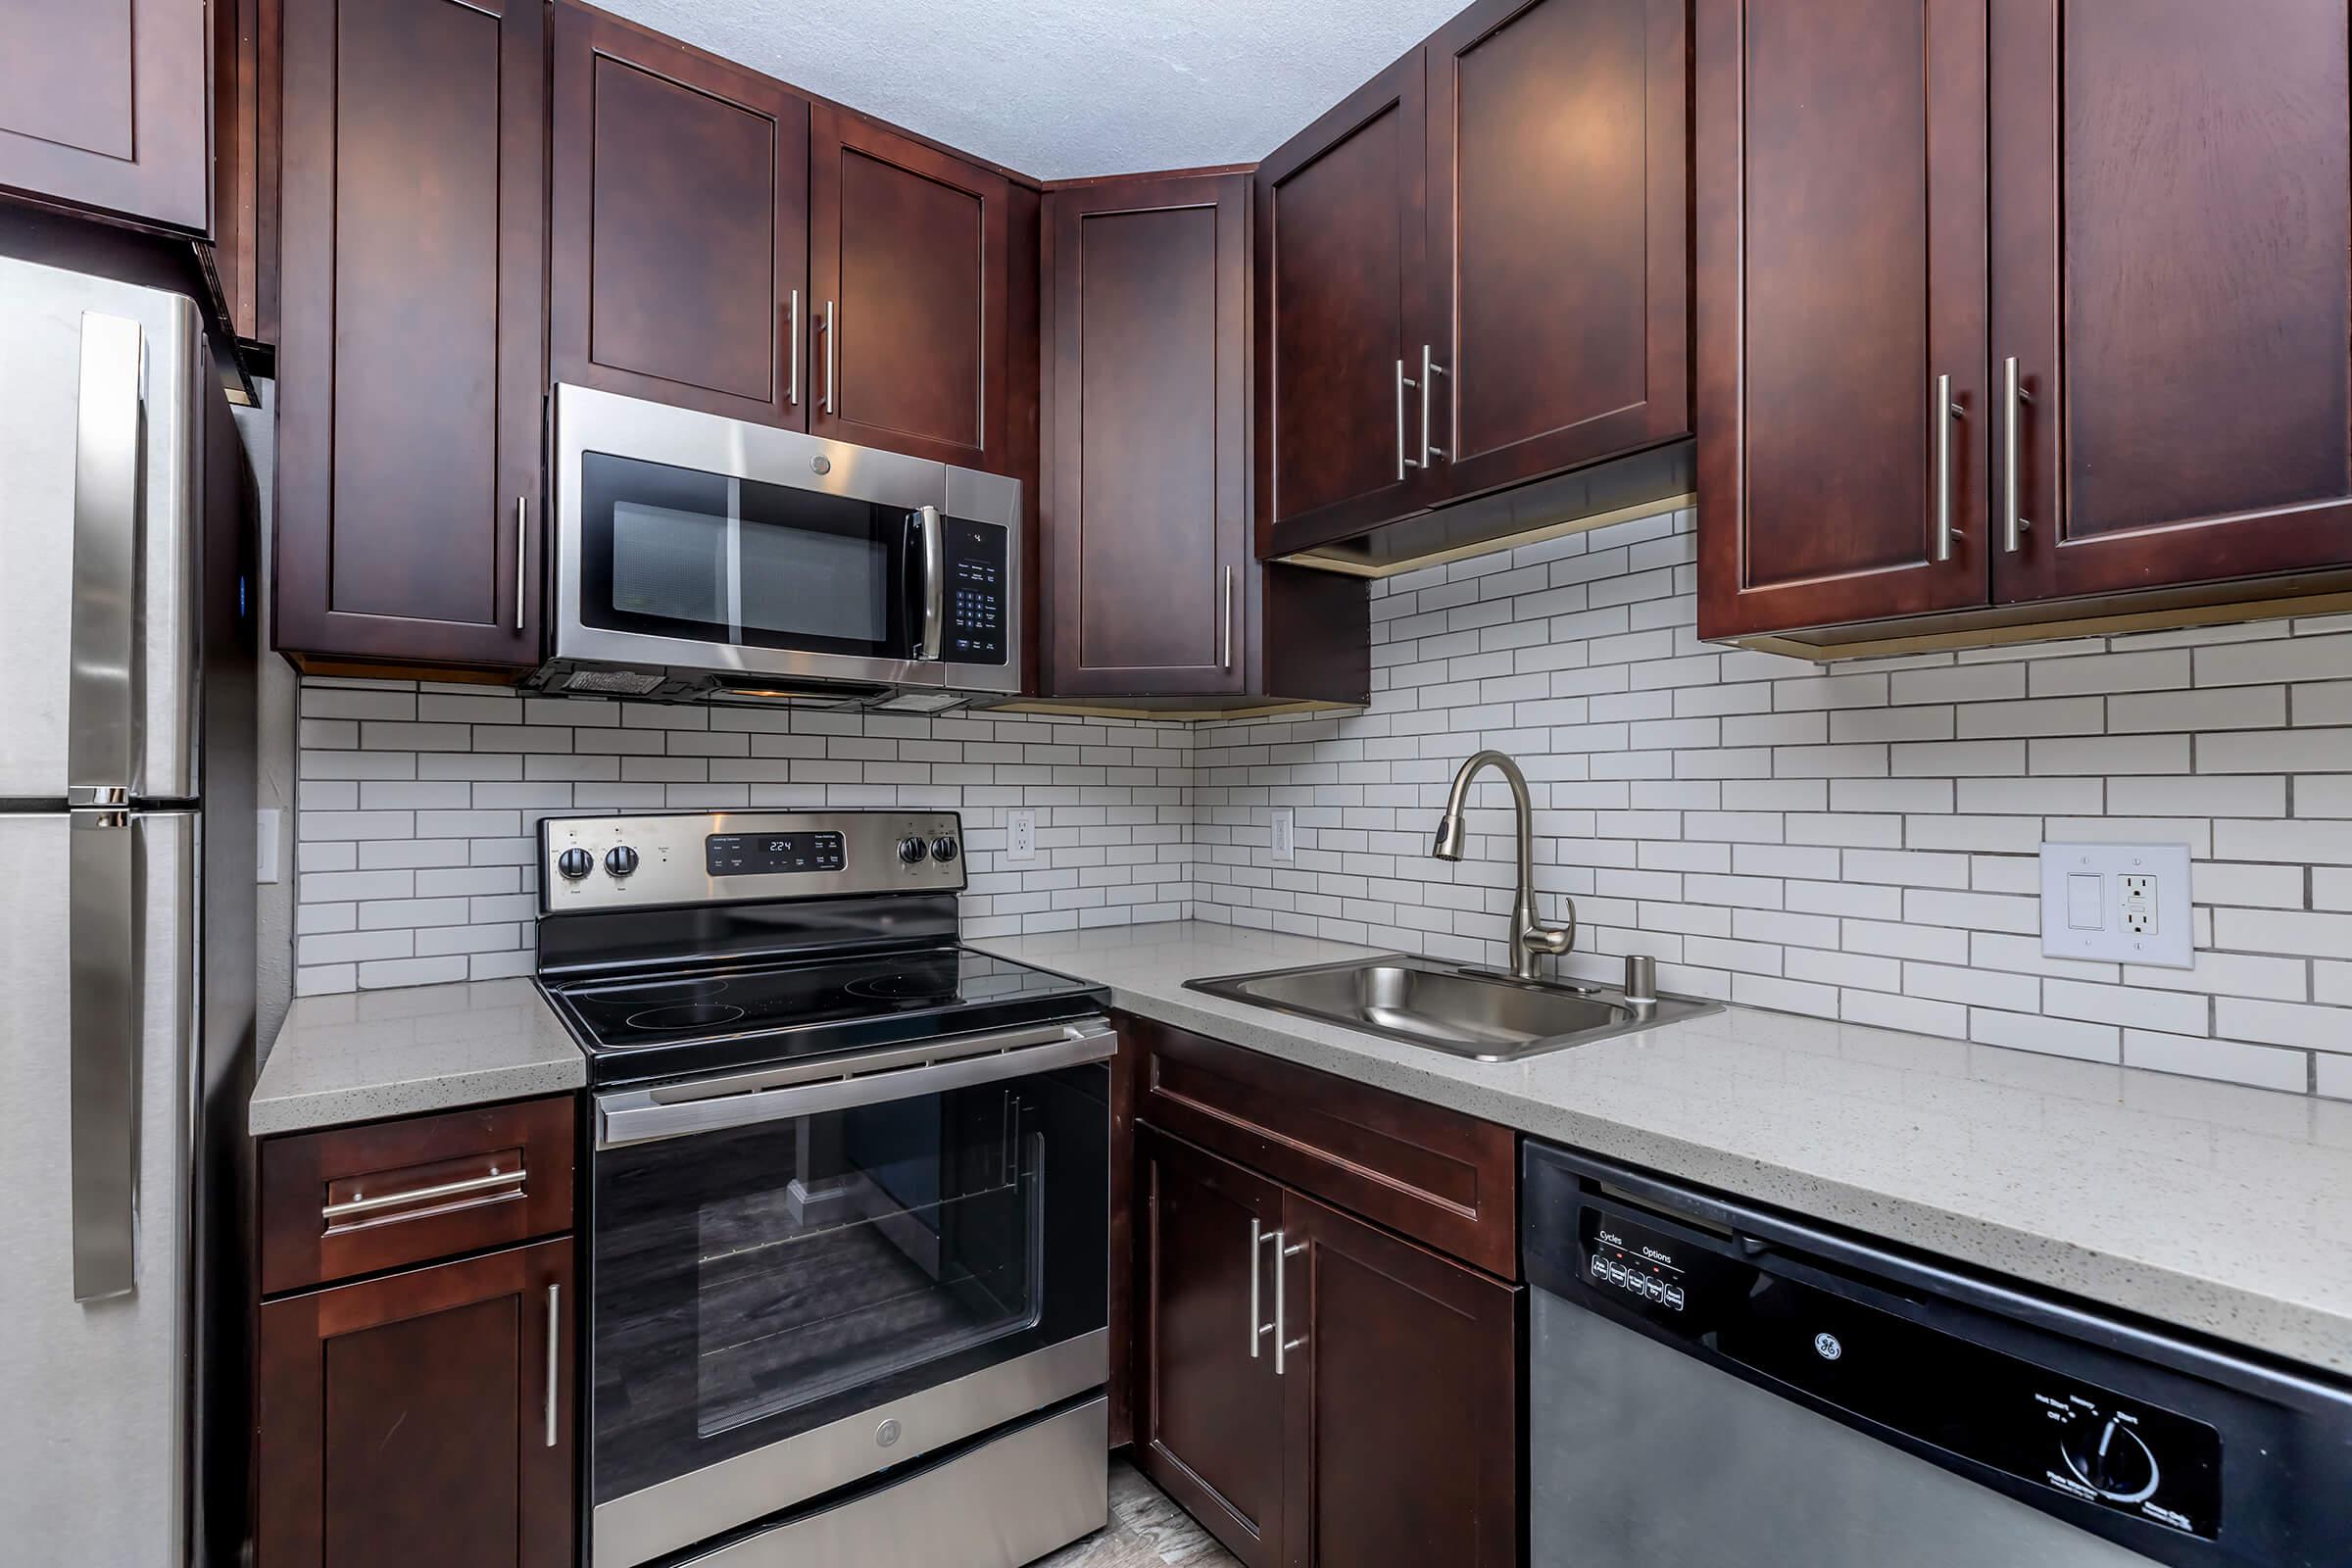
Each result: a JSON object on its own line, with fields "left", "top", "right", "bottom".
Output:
{"left": 1186, "top": 954, "right": 1720, "bottom": 1062}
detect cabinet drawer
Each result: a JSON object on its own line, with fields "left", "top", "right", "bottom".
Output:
{"left": 260, "top": 1097, "right": 575, "bottom": 1297}
{"left": 1124, "top": 1013, "right": 1516, "bottom": 1278}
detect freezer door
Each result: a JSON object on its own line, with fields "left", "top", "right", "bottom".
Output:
{"left": 0, "top": 256, "right": 207, "bottom": 803}
{"left": 0, "top": 809, "right": 198, "bottom": 1563}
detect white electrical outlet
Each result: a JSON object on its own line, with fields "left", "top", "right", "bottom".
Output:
{"left": 1269, "top": 807, "right": 1295, "bottom": 862}
{"left": 2038, "top": 843, "right": 2192, "bottom": 967}
{"left": 256, "top": 808, "right": 282, "bottom": 884}
{"left": 1005, "top": 808, "right": 1037, "bottom": 863}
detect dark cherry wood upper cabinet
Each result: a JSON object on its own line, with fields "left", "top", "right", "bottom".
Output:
{"left": 1134, "top": 1128, "right": 1289, "bottom": 1568}
{"left": 275, "top": 0, "right": 546, "bottom": 670}
{"left": 1426, "top": 0, "right": 1689, "bottom": 500}
{"left": 1695, "top": 0, "right": 1992, "bottom": 641}
{"left": 809, "top": 105, "right": 1017, "bottom": 474}
{"left": 1276, "top": 1190, "right": 1520, "bottom": 1568}
{"left": 550, "top": 2, "right": 810, "bottom": 429}
{"left": 0, "top": 0, "right": 210, "bottom": 231}
{"left": 1045, "top": 174, "right": 1250, "bottom": 698}
{"left": 1255, "top": 51, "right": 1432, "bottom": 555}
{"left": 1989, "top": 0, "right": 2352, "bottom": 603}
{"left": 257, "top": 1239, "right": 574, "bottom": 1568}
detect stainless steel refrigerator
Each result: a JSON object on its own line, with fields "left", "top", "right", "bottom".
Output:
{"left": 0, "top": 254, "right": 258, "bottom": 1565}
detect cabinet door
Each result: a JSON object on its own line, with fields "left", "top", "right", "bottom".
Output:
{"left": 1426, "top": 0, "right": 1689, "bottom": 500}
{"left": 0, "top": 0, "right": 209, "bottom": 231}
{"left": 275, "top": 0, "right": 545, "bottom": 668}
{"left": 808, "top": 106, "right": 1014, "bottom": 473}
{"left": 1276, "top": 1191, "right": 1519, "bottom": 1568}
{"left": 1695, "top": 0, "right": 1991, "bottom": 640}
{"left": 1990, "top": 0, "right": 2352, "bottom": 602}
{"left": 257, "top": 1239, "right": 574, "bottom": 1568}
{"left": 1255, "top": 51, "right": 1433, "bottom": 556}
{"left": 1045, "top": 174, "right": 1249, "bottom": 697}
{"left": 1134, "top": 1128, "right": 1289, "bottom": 1568}
{"left": 550, "top": 3, "right": 810, "bottom": 429}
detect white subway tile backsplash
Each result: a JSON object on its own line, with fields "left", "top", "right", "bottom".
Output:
{"left": 290, "top": 514, "right": 2350, "bottom": 1092}
{"left": 1186, "top": 513, "right": 2348, "bottom": 1095}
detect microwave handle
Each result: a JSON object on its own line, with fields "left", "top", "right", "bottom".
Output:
{"left": 916, "top": 504, "right": 947, "bottom": 662}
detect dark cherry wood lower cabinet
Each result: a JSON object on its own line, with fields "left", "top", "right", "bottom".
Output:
{"left": 1276, "top": 1190, "right": 1519, "bottom": 1568}
{"left": 257, "top": 1238, "right": 575, "bottom": 1568}
{"left": 1133, "top": 1120, "right": 1522, "bottom": 1568}
{"left": 1136, "top": 1128, "right": 1290, "bottom": 1568}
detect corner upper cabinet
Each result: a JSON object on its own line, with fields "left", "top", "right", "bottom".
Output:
{"left": 1989, "top": 0, "right": 2352, "bottom": 604}
{"left": 0, "top": 0, "right": 210, "bottom": 231}
{"left": 809, "top": 106, "right": 1016, "bottom": 474}
{"left": 1694, "top": 0, "right": 1991, "bottom": 642}
{"left": 274, "top": 0, "right": 547, "bottom": 670}
{"left": 1255, "top": 53, "right": 1432, "bottom": 555}
{"left": 1424, "top": 0, "right": 1690, "bottom": 501}
{"left": 549, "top": 2, "right": 810, "bottom": 429}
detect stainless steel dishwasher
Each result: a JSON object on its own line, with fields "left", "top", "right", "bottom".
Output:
{"left": 1523, "top": 1142, "right": 2352, "bottom": 1568}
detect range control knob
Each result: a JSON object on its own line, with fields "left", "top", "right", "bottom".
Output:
{"left": 606, "top": 846, "right": 640, "bottom": 878}
{"left": 898, "top": 835, "right": 930, "bottom": 864}
{"left": 556, "top": 848, "right": 595, "bottom": 881}
{"left": 930, "top": 836, "right": 960, "bottom": 864}
{"left": 2060, "top": 1415, "right": 2160, "bottom": 1503}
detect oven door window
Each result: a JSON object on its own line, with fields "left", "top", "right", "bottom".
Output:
{"left": 577, "top": 451, "right": 916, "bottom": 659}
{"left": 591, "top": 1062, "right": 1108, "bottom": 1508}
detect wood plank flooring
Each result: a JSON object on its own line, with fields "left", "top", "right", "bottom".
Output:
{"left": 1027, "top": 1457, "right": 1243, "bottom": 1567}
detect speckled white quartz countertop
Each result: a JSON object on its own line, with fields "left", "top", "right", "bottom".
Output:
{"left": 250, "top": 978, "right": 585, "bottom": 1137}
{"left": 969, "top": 921, "right": 2352, "bottom": 1379}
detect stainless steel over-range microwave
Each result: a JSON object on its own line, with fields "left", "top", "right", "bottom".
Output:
{"left": 539, "top": 383, "right": 1021, "bottom": 703}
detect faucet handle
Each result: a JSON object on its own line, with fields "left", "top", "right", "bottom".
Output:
{"left": 1622, "top": 955, "right": 1658, "bottom": 1005}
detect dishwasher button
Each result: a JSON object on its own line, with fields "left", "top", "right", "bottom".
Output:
{"left": 1663, "top": 1285, "right": 1687, "bottom": 1310}
{"left": 1643, "top": 1277, "right": 1667, "bottom": 1302}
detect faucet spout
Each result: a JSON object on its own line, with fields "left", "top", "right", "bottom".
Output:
{"left": 1432, "top": 750, "right": 1575, "bottom": 980}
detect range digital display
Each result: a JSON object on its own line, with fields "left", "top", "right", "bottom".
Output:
{"left": 706, "top": 831, "right": 846, "bottom": 877}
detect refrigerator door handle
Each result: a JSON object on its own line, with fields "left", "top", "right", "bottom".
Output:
{"left": 67, "top": 313, "right": 146, "bottom": 809}
{"left": 70, "top": 809, "right": 142, "bottom": 1300}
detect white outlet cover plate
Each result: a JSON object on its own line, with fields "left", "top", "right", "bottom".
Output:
{"left": 1269, "top": 807, "right": 1295, "bottom": 862}
{"left": 1005, "top": 808, "right": 1037, "bottom": 864}
{"left": 2038, "top": 842, "right": 2194, "bottom": 968}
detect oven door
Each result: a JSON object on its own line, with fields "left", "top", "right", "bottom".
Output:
{"left": 588, "top": 1019, "right": 1113, "bottom": 1568}
{"left": 553, "top": 382, "right": 948, "bottom": 690}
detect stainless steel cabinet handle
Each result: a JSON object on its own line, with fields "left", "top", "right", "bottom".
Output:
{"left": 321, "top": 1167, "right": 526, "bottom": 1222}
{"left": 513, "top": 496, "right": 526, "bottom": 632}
{"left": 1420, "top": 343, "right": 1446, "bottom": 467}
{"left": 68, "top": 312, "right": 145, "bottom": 809}
{"left": 2003, "top": 356, "right": 2033, "bottom": 553}
{"left": 1933, "top": 373, "right": 1963, "bottom": 564}
{"left": 70, "top": 809, "right": 140, "bottom": 1301}
{"left": 786, "top": 288, "right": 801, "bottom": 408}
{"left": 821, "top": 299, "right": 837, "bottom": 415}
{"left": 597, "top": 1017, "right": 1116, "bottom": 1147}
{"left": 1274, "top": 1236, "right": 1307, "bottom": 1374}
{"left": 1219, "top": 565, "right": 1236, "bottom": 672}
{"left": 544, "top": 1283, "right": 562, "bottom": 1447}
{"left": 1395, "top": 359, "right": 1421, "bottom": 480}
{"left": 1250, "top": 1219, "right": 1269, "bottom": 1357}
{"left": 917, "top": 504, "right": 946, "bottom": 662}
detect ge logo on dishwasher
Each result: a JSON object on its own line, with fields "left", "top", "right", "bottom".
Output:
{"left": 1813, "top": 1332, "right": 1844, "bottom": 1361}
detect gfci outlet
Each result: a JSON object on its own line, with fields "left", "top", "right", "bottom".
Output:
{"left": 2039, "top": 843, "right": 2193, "bottom": 968}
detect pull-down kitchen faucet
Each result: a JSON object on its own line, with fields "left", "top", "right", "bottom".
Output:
{"left": 1432, "top": 750, "right": 1575, "bottom": 981}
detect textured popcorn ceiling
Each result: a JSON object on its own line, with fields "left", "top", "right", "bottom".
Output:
{"left": 586, "top": 0, "right": 1465, "bottom": 179}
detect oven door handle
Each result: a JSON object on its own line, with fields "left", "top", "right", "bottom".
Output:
{"left": 595, "top": 1017, "right": 1116, "bottom": 1149}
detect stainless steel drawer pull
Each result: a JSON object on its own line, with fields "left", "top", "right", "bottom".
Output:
{"left": 1220, "top": 565, "right": 1236, "bottom": 672}
{"left": 1250, "top": 1218, "right": 1266, "bottom": 1357}
{"left": 1274, "top": 1235, "right": 1306, "bottom": 1375}
{"left": 2003, "top": 356, "right": 2033, "bottom": 553}
{"left": 1396, "top": 359, "right": 1421, "bottom": 480}
{"left": 821, "top": 299, "right": 837, "bottom": 415}
{"left": 544, "top": 1283, "right": 562, "bottom": 1447}
{"left": 320, "top": 1167, "right": 525, "bottom": 1221}
{"left": 1933, "top": 373, "right": 1963, "bottom": 564}
{"left": 786, "top": 288, "right": 801, "bottom": 408}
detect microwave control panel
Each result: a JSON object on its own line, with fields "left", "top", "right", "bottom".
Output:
{"left": 943, "top": 518, "right": 1009, "bottom": 666}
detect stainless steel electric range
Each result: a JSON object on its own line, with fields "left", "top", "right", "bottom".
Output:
{"left": 534, "top": 809, "right": 1113, "bottom": 1568}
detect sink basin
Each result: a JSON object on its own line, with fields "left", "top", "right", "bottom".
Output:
{"left": 1186, "top": 954, "right": 1721, "bottom": 1062}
